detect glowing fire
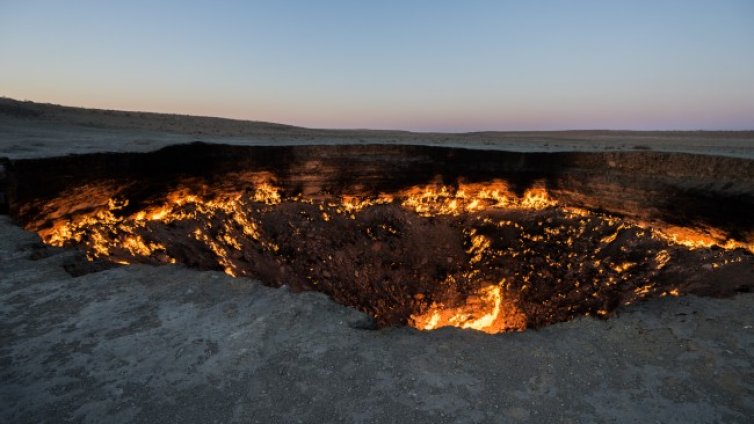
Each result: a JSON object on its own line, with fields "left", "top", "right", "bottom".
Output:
{"left": 25, "top": 176, "right": 753, "bottom": 334}
{"left": 650, "top": 225, "right": 754, "bottom": 254}
{"left": 35, "top": 179, "right": 560, "bottom": 266}
{"left": 399, "top": 180, "right": 557, "bottom": 216}
{"left": 409, "top": 283, "right": 527, "bottom": 334}
{"left": 36, "top": 180, "right": 284, "bottom": 265}
{"left": 338, "top": 195, "right": 394, "bottom": 213}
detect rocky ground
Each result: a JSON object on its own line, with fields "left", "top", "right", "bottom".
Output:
{"left": 2, "top": 216, "right": 754, "bottom": 423}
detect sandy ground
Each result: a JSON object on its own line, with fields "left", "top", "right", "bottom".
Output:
{"left": 2, "top": 98, "right": 754, "bottom": 159}
{"left": 1, "top": 216, "right": 754, "bottom": 423}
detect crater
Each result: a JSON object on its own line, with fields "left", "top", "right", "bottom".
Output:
{"left": 4, "top": 143, "right": 754, "bottom": 333}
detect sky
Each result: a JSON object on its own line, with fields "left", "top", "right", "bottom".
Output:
{"left": 1, "top": 0, "right": 753, "bottom": 132}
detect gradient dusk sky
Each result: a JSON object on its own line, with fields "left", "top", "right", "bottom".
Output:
{"left": 1, "top": 0, "right": 753, "bottom": 131}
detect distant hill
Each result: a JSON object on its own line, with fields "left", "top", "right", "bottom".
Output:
{"left": 0, "top": 97, "right": 313, "bottom": 137}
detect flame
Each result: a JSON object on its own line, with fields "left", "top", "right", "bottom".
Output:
{"left": 466, "top": 229, "right": 491, "bottom": 264}
{"left": 45, "top": 178, "right": 749, "bottom": 261}
{"left": 134, "top": 204, "right": 173, "bottom": 221}
{"left": 253, "top": 183, "right": 281, "bottom": 205}
{"left": 409, "top": 283, "right": 526, "bottom": 334}
{"left": 35, "top": 178, "right": 283, "bottom": 263}
{"left": 650, "top": 225, "right": 754, "bottom": 254}
{"left": 338, "top": 195, "right": 394, "bottom": 213}
{"left": 399, "top": 180, "right": 556, "bottom": 216}
{"left": 26, "top": 176, "right": 753, "bottom": 335}
{"left": 121, "top": 234, "right": 165, "bottom": 257}
{"left": 655, "top": 250, "right": 671, "bottom": 268}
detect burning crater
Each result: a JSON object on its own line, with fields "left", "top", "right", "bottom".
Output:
{"left": 5, "top": 144, "right": 754, "bottom": 333}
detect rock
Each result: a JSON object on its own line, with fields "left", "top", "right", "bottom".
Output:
{"left": 347, "top": 313, "right": 377, "bottom": 330}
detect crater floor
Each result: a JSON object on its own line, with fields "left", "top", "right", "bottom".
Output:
{"left": 2, "top": 216, "right": 754, "bottom": 423}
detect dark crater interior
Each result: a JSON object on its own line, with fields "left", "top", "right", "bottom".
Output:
{"left": 4, "top": 143, "right": 753, "bottom": 333}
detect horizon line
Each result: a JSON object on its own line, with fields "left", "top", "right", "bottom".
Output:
{"left": 3, "top": 96, "right": 753, "bottom": 134}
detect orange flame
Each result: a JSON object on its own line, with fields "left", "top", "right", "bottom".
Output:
{"left": 399, "top": 180, "right": 556, "bottom": 216}
{"left": 409, "top": 283, "right": 526, "bottom": 334}
{"left": 27, "top": 177, "right": 753, "bottom": 335}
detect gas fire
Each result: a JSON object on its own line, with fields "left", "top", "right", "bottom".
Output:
{"left": 24, "top": 177, "right": 754, "bottom": 334}
{"left": 409, "top": 282, "right": 527, "bottom": 333}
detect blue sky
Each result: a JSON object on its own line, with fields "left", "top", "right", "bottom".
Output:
{"left": 1, "top": 0, "right": 753, "bottom": 131}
